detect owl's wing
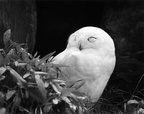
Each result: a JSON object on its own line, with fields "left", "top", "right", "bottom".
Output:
{"left": 52, "top": 49, "right": 87, "bottom": 89}
{"left": 53, "top": 49, "right": 102, "bottom": 82}
{"left": 53, "top": 49, "right": 81, "bottom": 78}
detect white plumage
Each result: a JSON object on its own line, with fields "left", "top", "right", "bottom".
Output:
{"left": 53, "top": 26, "right": 116, "bottom": 102}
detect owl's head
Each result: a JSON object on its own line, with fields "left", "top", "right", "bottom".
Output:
{"left": 67, "top": 26, "right": 115, "bottom": 54}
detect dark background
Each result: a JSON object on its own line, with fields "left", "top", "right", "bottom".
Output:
{"left": 0, "top": 1, "right": 143, "bottom": 112}
{"left": 34, "top": 0, "right": 144, "bottom": 101}
{"left": 35, "top": 0, "right": 144, "bottom": 57}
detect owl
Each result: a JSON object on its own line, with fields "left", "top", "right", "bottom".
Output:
{"left": 52, "top": 26, "right": 116, "bottom": 102}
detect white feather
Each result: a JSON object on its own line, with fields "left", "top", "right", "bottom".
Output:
{"left": 53, "top": 26, "right": 116, "bottom": 102}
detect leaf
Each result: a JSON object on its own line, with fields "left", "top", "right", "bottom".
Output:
{"left": 0, "top": 76, "right": 5, "bottom": 81}
{"left": 62, "top": 96, "right": 71, "bottom": 104}
{"left": 15, "top": 44, "right": 23, "bottom": 54}
{"left": 35, "top": 107, "right": 38, "bottom": 114}
{"left": 0, "top": 53, "right": 4, "bottom": 65}
{"left": 34, "top": 71, "right": 48, "bottom": 75}
{"left": 66, "top": 79, "right": 85, "bottom": 89}
{"left": 50, "top": 82, "right": 63, "bottom": 93}
{"left": 44, "top": 81, "right": 49, "bottom": 88}
{"left": 52, "top": 63, "right": 69, "bottom": 68}
{"left": 6, "top": 90, "right": 16, "bottom": 100}
{"left": 3, "top": 39, "right": 15, "bottom": 54}
{"left": 43, "top": 103, "right": 52, "bottom": 113}
{"left": 50, "top": 82, "right": 61, "bottom": 94}
{"left": 35, "top": 74, "right": 47, "bottom": 99}
{"left": 34, "top": 52, "right": 38, "bottom": 57}
{"left": 0, "top": 108, "right": 6, "bottom": 114}
{"left": 39, "top": 107, "right": 43, "bottom": 114}
{"left": 25, "top": 90, "right": 29, "bottom": 98}
{"left": 27, "top": 87, "right": 44, "bottom": 103}
{"left": 23, "top": 72, "right": 31, "bottom": 78}
{"left": 62, "top": 97, "right": 77, "bottom": 111}
{"left": 40, "top": 51, "right": 56, "bottom": 63}
{"left": 19, "top": 106, "right": 32, "bottom": 114}
{"left": 0, "top": 67, "right": 6, "bottom": 76}
{"left": 71, "top": 91, "right": 87, "bottom": 100}
{"left": 52, "top": 79, "right": 66, "bottom": 88}
{"left": 74, "top": 81, "right": 85, "bottom": 90}
{"left": 27, "top": 82, "right": 37, "bottom": 87}
{"left": 52, "top": 79, "right": 66, "bottom": 84}
{"left": 48, "top": 56, "right": 54, "bottom": 62}
{"left": 60, "top": 88, "right": 74, "bottom": 98}
{"left": 139, "top": 100, "right": 144, "bottom": 108}
{"left": 127, "top": 99, "right": 139, "bottom": 105}
{"left": 0, "top": 92, "right": 5, "bottom": 100}
{"left": 52, "top": 98, "right": 59, "bottom": 104}
{"left": 35, "top": 107, "right": 43, "bottom": 114}
{"left": 13, "top": 95, "right": 21, "bottom": 107}
{"left": 3, "top": 29, "right": 11, "bottom": 46}
{"left": 15, "top": 62, "right": 27, "bottom": 67}
{"left": 7, "top": 66, "right": 27, "bottom": 84}
{"left": 78, "top": 106, "right": 84, "bottom": 114}
{"left": 21, "top": 49, "right": 30, "bottom": 62}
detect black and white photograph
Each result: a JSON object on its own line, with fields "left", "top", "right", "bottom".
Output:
{"left": 0, "top": 0, "right": 143, "bottom": 114}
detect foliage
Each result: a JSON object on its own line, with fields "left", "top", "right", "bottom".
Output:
{"left": 1, "top": 29, "right": 144, "bottom": 114}
{"left": 0, "top": 29, "right": 88, "bottom": 114}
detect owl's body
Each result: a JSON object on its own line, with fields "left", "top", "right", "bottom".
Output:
{"left": 53, "top": 27, "right": 115, "bottom": 102}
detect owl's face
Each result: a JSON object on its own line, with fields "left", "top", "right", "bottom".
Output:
{"left": 67, "top": 27, "right": 115, "bottom": 54}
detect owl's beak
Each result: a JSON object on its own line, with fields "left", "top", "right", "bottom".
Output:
{"left": 78, "top": 41, "right": 83, "bottom": 51}
{"left": 79, "top": 44, "right": 82, "bottom": 50}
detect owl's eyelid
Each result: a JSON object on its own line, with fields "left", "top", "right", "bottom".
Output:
{"left": 88, "top": 36, "right": 97, "bottom": 42}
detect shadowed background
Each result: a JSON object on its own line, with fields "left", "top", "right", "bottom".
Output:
{"left": 0, "top": 0, "right": 143, "bottom": 110}
{"left": 35, "top": 0, "right": 144, "bottom": 57}
{"left": 35, "top": 0, "right": 144, "bottom": 106}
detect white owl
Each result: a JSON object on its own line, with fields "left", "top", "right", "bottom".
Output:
{"left": 52, "top": 26, "right": 116, "bottom": 102}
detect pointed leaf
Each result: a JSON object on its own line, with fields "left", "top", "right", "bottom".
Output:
{"left": 48, "top": 56, "right": 54, "bottom": 62}
{"left": 0, "top": 76, "right": 5, "bottom": 81}
{"left": 52, "top": 98, "right": 59, "bottom": 104}
{"left": 43, "top": 103, "right": 52, "bottom": 113}
{"left": 0, "top": 67, "right": 6, "bottom": 75}
{"left": 35, "top": 74, "right": 47, "bottom": 99}
{"left": 60, "top": 88, "right": 74, "bottom": 98}
{"left": 52, "top": 63, "right": 69, "bottom": 68}
{"left": 40, "top": 107, "right": 43, "bottom": 114}
{"left": 66, "top": 79, "right": 85, "bottom": 89}
{"left": 62, "top": 97, "right": 77, "bottom": 110}
{"left": 139, "top": 100, "right": 144, "bottom": 108}
{"left": 50, "top": 82, "right": 61, "bottom": 94}
{"left": 71, "top": 91, "right": 87, "bottom": 100}
{"left": 40, "top": 51, "right": 56, "bottom": 62}
{"left": 34, "top": 52, "right": 38, "bottom": 57}
{"left": 0, "top": 53, "right": 4, "bottom": 65}
{"left": 17, "top": 62, "right": 27, "bottom": 67}
{"left": 8, "top": 66, "right": 27, "bottom": 84}
{"left": 25, "top": 90, "right": 29, "bottom": 98}
{"left": 52, "top": 79, "right": 66, "bottom": 84}
{"left": 3, "top": 29, "right": 11, "bottom": 46}
{"left": 13, "top": 95, "right": 21, "bottom": 107}
{"left": 23, "top": 72, "right": 31, "bottom": 78}
{"left": 74, "top": 80, "right": 85, "bottom": 90}
{"left": 3, "top": 39, "right": 14, "bottom": 54}
{"left": 34, "top": 71, "right": 48, "bottom": 75}
{"left": 27, "top": 87, "right": 44, "bottom": 103}
{"left": 35, "top": 107, "right": 38, "bottom": 114}
{"left": 0, "top": 108, "right": 6, "bottom": 114}
{"left": 6, "top": 90, "right": 16, "bottom": 100}
{"left": 127, "top": 99, "right": 139, "bottom": 105}
{"left": 44, "top": 81, "right": 49, "bottom": 88}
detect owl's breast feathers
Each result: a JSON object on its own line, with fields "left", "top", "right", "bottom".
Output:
{"left": 52, "top": 26, "right": 115, "bottom": 102}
